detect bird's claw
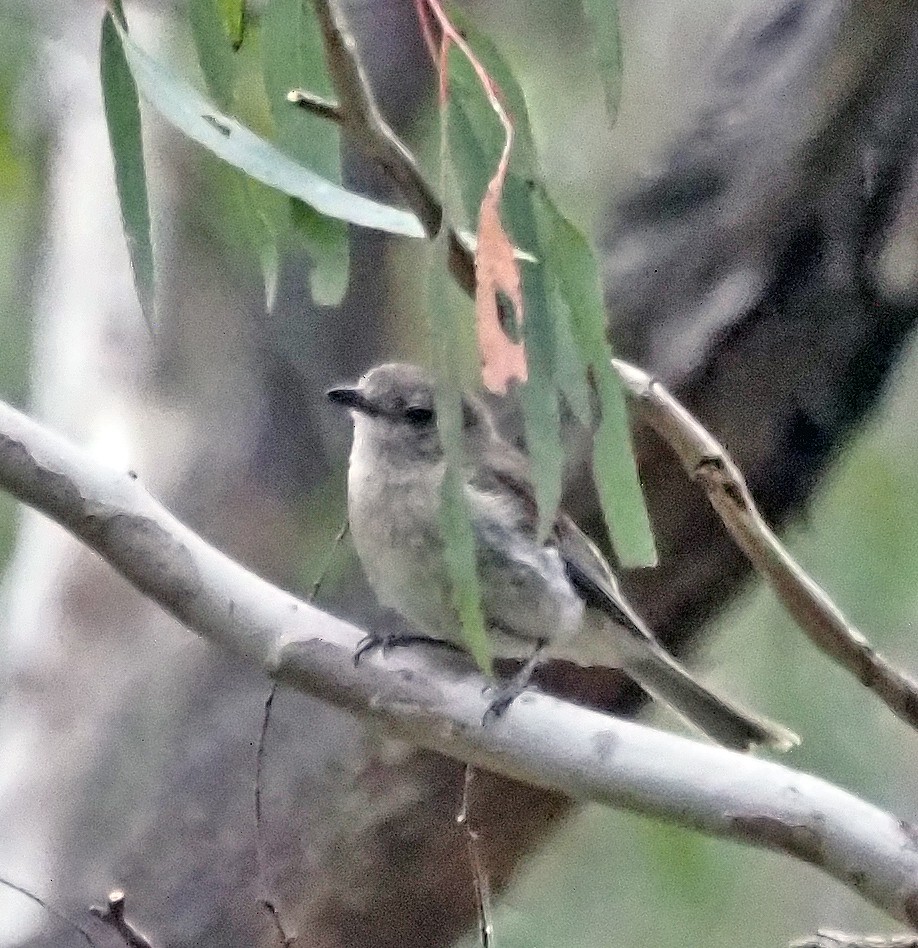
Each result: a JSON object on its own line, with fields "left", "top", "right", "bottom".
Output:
{"left": 353, "top": 634, "right": 392, "bottom": 666}
{"left": 481, "top": 681, "right": 524, "bottom": 726}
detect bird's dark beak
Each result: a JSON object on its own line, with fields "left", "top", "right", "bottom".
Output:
{"left": 326, "top": 386, "right": 374, "bottom": 414}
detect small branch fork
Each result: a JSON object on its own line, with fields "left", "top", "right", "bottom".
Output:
{"left": 0, "top": 877, "right": 157, "bottom": 948}
{"left": 291, "top": 0, "right": 480, "bottom": 296}
{"left": 90, "top": 890, "right": 155, "bottom": 948}
{"left": 613, "top": 359, "right": 918, "bottom": 734}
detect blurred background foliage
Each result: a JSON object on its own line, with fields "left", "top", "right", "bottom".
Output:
{"left": 0, "top": 18, "right": 40, "bottom": 574}
{"left": 0, "top": 0, "right": 916, "bottom": 945}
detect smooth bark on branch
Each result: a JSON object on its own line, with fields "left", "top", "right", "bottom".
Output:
{"left": 2, "top": 397, "right": 918, "bottom": 928}
{"left": 614, "top": 359, "right": 918, "bottom": 732}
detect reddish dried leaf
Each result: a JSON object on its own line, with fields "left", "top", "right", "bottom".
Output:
{"left": 475, "top": 182, "right": 526, "bottom": 393}
{"left": 418, "top": 0, "right": 528, "bottom": 393}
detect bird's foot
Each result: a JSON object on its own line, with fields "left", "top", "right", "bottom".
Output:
{"left": 481, "top": 639, "right": 546, "bottom": 726}
{"left": 353, "top": 632, "right": 462, "bottom": 666}
{"left": 481, "top": 679, "right": 527, "bottom": 725}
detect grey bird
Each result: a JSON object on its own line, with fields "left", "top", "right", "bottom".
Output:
{"left": 328, "top": 362, "right": 798, "bottom": 752}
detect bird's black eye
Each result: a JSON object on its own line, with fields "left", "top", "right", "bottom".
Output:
{"left": 405, "top": 405, "right": 435, "bottom": 425}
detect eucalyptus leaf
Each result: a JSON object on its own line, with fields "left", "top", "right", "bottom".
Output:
{"left": 100, "top": 12, "right": 156, "bottom": 327}
{"left": 439, "top": 462, "right": 492, "bottom": 675}
{"left": 548, "top": 275, "right": 593, "bottom": 426}
{"left": 445, "top": 42, "right": 564, "bottom": 538}
{"left": 446, "top": 9, "right": 537, "bottom": 174}
{"left": 219, "top": 0, "right": 246, "bottom": 49}
{"left": 290, "top": 199, "right": 349, "bottom": 306}
{"left": 429, "top": 239, "right": 492, "bottom": 674}
{"left": 189, "top": 0, "right": 237, "bottom": 110}
{"left": 581, "top": 0, "right": 624, "bottom": 122}
{"left": 113, "top": 21, "right": 424, "bottom": 238}
{"left": 262, "top": 0, "right": 349, "bottom": 304}
{"left": 236, "top": 178, "right": 281, "bottom": 309}
{"left": 515, "top": 192, "right": 563, "bottom": 540}
{"left": 534, "top": 187, "right": 656, "bottom": 566}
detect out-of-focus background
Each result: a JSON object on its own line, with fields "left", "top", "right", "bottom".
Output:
{"left": 0, "top": 0, "right": 916, "bottom": 945}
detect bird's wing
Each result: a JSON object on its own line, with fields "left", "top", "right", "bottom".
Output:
{"left": 468, "top": 439, "right": 658, "bottom": 645}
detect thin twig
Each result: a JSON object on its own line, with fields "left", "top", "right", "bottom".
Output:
{"left": 254, "top": 516, "right": 349, "bottom": 947}
{"left": 792, "top": 932, "right": 918, "bottom": 948}
{"left": 612, "top": 358, "right": 918, "bottom": 734}
{"left": 457, "top": 764, "right": 494, "bottom": 947}
{"left": 309, "top": 0, "right": 444, "bottom": 240}
{"left": 286, "top": 89, "right": 343, "bottom": 124}
{"left": 304, "top": 0, "right": 480, "bottom": 294}
{"left": 89, "top": 890, "right": 154, "bottom": 948}
{"left": 254, "top": 683, "right": 295, "bottom": 947}
{"left": 0, "top": 875, "right": 97, "bottom": 946}
{"left": 308, "top": 518, "right": 350, "bottom": 602}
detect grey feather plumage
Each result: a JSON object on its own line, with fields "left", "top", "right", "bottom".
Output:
{"left": 329, "top": 362, "right": 798, "bottom": 752}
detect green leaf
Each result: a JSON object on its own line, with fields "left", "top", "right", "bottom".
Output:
{"left": 445, "top": 91, "right": 493, "bottom": 232}
{"left": 235, "top": 178, "right": 281, "bottom": 309}
{"left": 189, "top": 0, "right": 237, "bottom": 111}
{"left": 440, "top": 462, "right": 492, "bottom": 675}
{"left": 429, "top": 241, "right": 492, "bottom": 675}
{"left": 581, "top": 0, "right": 624, "bottom": 122}
{"left": 548, "top": 275, "right": 593, "bottom": 426}
{"left": 100, "top": 12, "right": 156, "bottom": 328}
{"left": 113, "top": 20, "right": 425, "bottom": 238}
{"left": 262, "top": 0, "right": 349, "bottom": 305}
{"left": 446, "top": 9, "right": 537, "bottom": 174}
{"left": 514, "top": 191, "right": 563, "bottom": 540}
{"left": 262, "top": 0, "right": 337, "bottom": 175}
{"left": 444, "top": 45, "right": 564, "bottom": 537}
{"left": 108, "top": 0, "right": 127, "bottom": 29}
{"left": 290, "top": 199, "right": 349, "bottom": 305}
{"left": 534, "top": 187, "right": 656, "bottom": 567}
{"left": 219, "top": 0, "right": 246, "bottom": 49}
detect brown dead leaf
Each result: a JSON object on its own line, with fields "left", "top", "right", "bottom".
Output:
{"left": 474, "top": 182, "right": 526, "bottom": 393}
{"left": 419, "top": 0, "right": 528, "bottom": 394}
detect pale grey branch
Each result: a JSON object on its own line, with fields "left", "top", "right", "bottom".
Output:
{"left": 89, "top": 890, "right": 155, "bottom": 948}
{"left": 309, "top": 0, "right": 444, "bottom": 241}
{"left": 287, "top": 88, "right": 343, "bottom": 124}
{"left": 792, "top": 932, "right": 918, "bottom": 948}
{"left": 307, "top": 0, "right": 482, "bottom": 297}
{"left": 2, "top": 400, "right": 918, "bottom": 927}
{"left": 613, "top": 358, "right": 918, "bottom": 734}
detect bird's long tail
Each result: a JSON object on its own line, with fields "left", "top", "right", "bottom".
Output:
{"left": 613, "top": 623, "right": 799, "bottom": 752}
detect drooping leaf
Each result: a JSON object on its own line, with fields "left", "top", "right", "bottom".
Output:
{"left": 262, "top": 0, "right": 348, "bottom": 304}
{"left": 440, "top": 462, "right": 491, "bottom": 675}
{"left": 513, "top": 189, "right": 563, "bottom": 540}
{"left": 219, "top": 0, "right": 247, "bottom": 49}
{"left": 581, "top": 0, "right": 624, "bottom": 122}
{"left": 534, "top": 187, "right": 656, "bottom": 566}
{"left": 100, "top": 12, "right": 155, "bottom": 327}
{"left": 475, "top": 183, "right": 527, "bottom": 393}
{"left": 290, "top": 199, "right": 349, "bottom": 306}
{"left": 113, "top": 21, "right": 425, "bottom": 238}
{"left": 444, "top": 37, "right": 563, "bottom": 535}
{"left": 445, "top": 91, "right": 493, "bottom": 232}
{"left": 446, "top": 8, "right": 537, "bottom": 174}
{"left": 189, "top": 0, "right": 237, "bottom": 110}
{"left": 428, "top": 241, "right": 492, "bottom": 674}
{"left": 548, "top": 274, "right": 593, "bottom": 426}
{"left": 235, "top": 178, "right": 281, "bottom": 309}
{"left": 108, "top": 0, "right": 127, "bottom": 29}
